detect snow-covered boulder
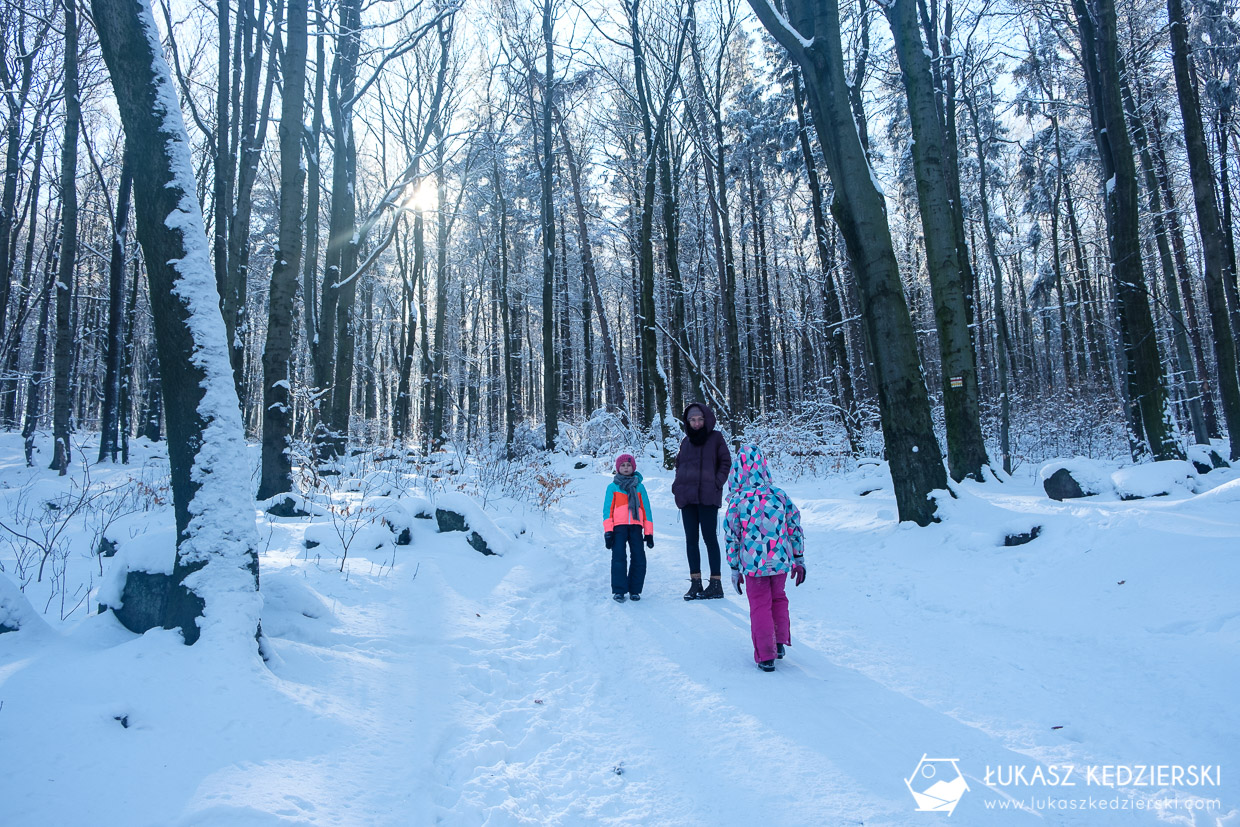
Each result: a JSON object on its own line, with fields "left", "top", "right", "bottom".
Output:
{"left": 434, "top": 492, "right": 509, "bottom": 556}
{"left": 365, "top": 496, "right": 414, "bottom": 545}
{"left": 401, "top": 495, "right": 435, "bottom": 520}
{"left": 95, "top": 525, "right": 198, "bottom": 638}
{"left": 260, "top": 493, "right": 314, "bottom": 518}
{"left": 1039, "top": 457, "right": 1113, "bottom": 501}
{"left": 1112, "top": 460, "right": 1198, "bottom": 500}
{"left": 302, "top": 517, "right": 393, "bottom": 554}
{"left": 0, "top": 574, "right": 48, "bottom": 635}
{"left": 1187, "top": 444, "right": 1230, "bottom": 475}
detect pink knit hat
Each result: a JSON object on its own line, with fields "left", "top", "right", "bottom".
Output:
{"left": 615, "top": 453, "right": 637, "bottom": 472}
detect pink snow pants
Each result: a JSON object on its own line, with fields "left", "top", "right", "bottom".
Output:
{"left": 744, "top": 572, "right": 790, "bottom": 663}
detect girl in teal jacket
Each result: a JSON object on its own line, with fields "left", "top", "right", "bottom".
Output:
{"left": 603, "top": 453, "right": 653, "bottom": 602}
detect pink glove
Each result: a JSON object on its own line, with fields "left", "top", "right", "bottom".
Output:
{"left": 791, "top": 563, "right": 806, "bottom": 587}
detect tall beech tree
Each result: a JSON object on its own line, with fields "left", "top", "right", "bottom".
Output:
{"left": 747, "top": 0, "right": 946, "bottom": 525}
{"left": 538, "top": 0, "right": 559, "bottom": 450}
{"left": 98, "top": 154, "right": 133, "bottom": 463}
{"left": 50, "top": 0, "right": 79, "bottom": 475}
{"left": 92, "top": 0, "right": 261, "bottom": 646}
{"left": 884, "top": 0, "right": 989, "bottom": 482}
{"left": 1072, "top": 0, "right": 1182, "bottom": 461}
{"left": 258, "top": 0, "right": 309, "bottom": 502}
{"left": 628, "top": 0, "right": 688, "bottom": 466}
{"left": 1168, "top": 0, "right": 1240, "bottom": 460}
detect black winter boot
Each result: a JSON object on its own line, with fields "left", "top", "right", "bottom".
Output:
{"left": 683, "top": 577, "right": 705, "bottom": 601}
{"left": 776, "top": 643, "right": 787, "bottom": 659}
{"left": 758, "top": 660, "right": 776, "bottom": 672}
{"left": 701, "top": 577, "right": 724, "bottom": 599}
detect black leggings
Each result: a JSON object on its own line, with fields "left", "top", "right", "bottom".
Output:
{"left": 681, "top": 504, "right": 721, "bottom": 578}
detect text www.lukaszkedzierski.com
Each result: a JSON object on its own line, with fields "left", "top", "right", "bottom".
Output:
{"left": 983, "top": 796, "right": 1221, "bottom": 813}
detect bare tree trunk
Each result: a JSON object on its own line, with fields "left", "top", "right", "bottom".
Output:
{"left": 99, "top": 153, "right": 133, "bottom": 462}
{"left": 1148, "top": 104, "right": 1219, "bottom": 437}
{"left": 1073, "top": 0, "right": 1182, "bottom": 461}
{"left": 393, "top": 214, "right": 420, "bottom": 442}
{"left": 1051, "top": 175, "right": 1074, "bottom": 388}
{"left": 258, "top": 0, "right": 308, "bottom": 501}
{"left": 430, "top": 129, "right": 449, "bottom": 448}
{"left": 50, "top": 0, "right": 79, "bottom": 474}
{"left": 224, "top": 0, "right": 280, "bottom": 412}
{"left": 792, "top": 68, "right": 857, "bottom": 450}
{"left": 556, "top": 110, "right": 626, "bottom": 415}
{"left": 747, "top": 159, "right": 777, "bottom": 409}
{"left": 213, "top": 0, "right": 233, "bottom": 346}
{"left": 22, "top": 240, "right": 55, "bottom": 467}
{"left": 1168, "top": 0, "right": 1240, "bottom": 460}
{"left": 319, "top": 0, "right": 361, "bottom": 460}
{"left": 537, "top": 0, "right": 559, "bottom": 450}
{"left": 658, "top": 120, "right": 705, "bottom": 409}
{"left": 557, "top": 210, "right": 574, "bottom": 419}
{"left": 1215, "top": 105, "right": 1240, "bottom": 349}
{"left": 418, "top": 208, "right": 432, "bottom": 448}
{"left": 963, "top": 89, "right": 1012, "bottom": 474}
{"left": 121, "top": 252, "right": 141, "bottom": 463}
{"left": 885, "top": 0, "right": 989, "bottom": 481}
{"left": 489, "top": 142, "right": 520, "bottom": 451}
{"left": 2, "top": 123, "right": 46, "bottom": 429}
{"left": 748, "top": 0, "right": 946, "bottom": 524}
{"left": 0, "top": 13, "right": 47, "bottom": 361}
{"left": 141, "top": 355, "right": 162, "bottom": 442}
{"left": 301, "top": 0, "right": 325, "bottom": 383}
{"left": 1123, "top": 74, "right": 1209, "bottom": 445}
{"left": 629, "top": 0, "right": 685, "bottom": 465}
{"left": 686, "top": 0, "right": 742, "bottom": 426}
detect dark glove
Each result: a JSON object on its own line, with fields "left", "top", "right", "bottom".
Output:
{"left": 604, "top": 531, "right": 614, "bottom": 549}
{"left": 731, "top": 569, "right": 743, "bottom": 595}
{"left": 791, "top": 563, "right": 806, "bottom": 587}
{"left": 644, "top": 534, "right": 654, "bottom": 548}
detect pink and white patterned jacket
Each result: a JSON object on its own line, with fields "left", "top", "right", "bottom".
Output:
{"left": 724, "top": 443, "right": 805, "bottom": 576}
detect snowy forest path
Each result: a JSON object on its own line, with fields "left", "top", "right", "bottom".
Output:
{"left": 385, "top": 467, "right": 1090, "bottom": 826}
{"left": 198, "top": 462, "right": 1199, "bottom": 826}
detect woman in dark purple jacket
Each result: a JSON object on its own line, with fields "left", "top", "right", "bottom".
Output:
{"left": 671, "top": 403, "right": 732, "bottom": 600}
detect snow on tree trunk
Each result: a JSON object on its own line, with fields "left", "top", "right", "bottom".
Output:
{"left": 91, "top": 0, "right": 260, "bottom": 648}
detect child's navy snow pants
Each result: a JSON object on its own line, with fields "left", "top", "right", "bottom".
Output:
{"left": 611, "top": 524, "right": 647, "bottom": 596}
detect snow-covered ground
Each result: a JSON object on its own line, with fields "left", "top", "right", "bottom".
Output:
{"left": 1, "top": 433, "right": 1238, "bottom": 825}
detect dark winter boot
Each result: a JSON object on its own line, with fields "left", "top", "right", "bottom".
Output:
{"left": 613, "top": 593, "right": 627, "bottom": 603}
{"left": 758, "top": 660, "right": 776, "bottom": 672}
{"left": 776, "top": 643, "right": 787, "bottom": 659}
{"left": 701, "top": 577, "right": 724, "bottom": 599}
{"left": 683, "top": 577, "right": 705, "bottom": 601}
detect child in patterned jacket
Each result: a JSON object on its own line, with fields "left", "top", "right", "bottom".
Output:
{"left": 603, "top": 453, "right": 654, "bottom": 602}
{"left": 724, "top": 443, "right": 806, "bottom": 671}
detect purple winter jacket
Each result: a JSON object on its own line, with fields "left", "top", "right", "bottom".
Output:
{"left": 671, "top": 403, "right": 732, "bottom": 509}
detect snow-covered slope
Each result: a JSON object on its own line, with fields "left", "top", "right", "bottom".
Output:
{"left": 0, "top": 436, "right": 1237, "bottom": 825}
